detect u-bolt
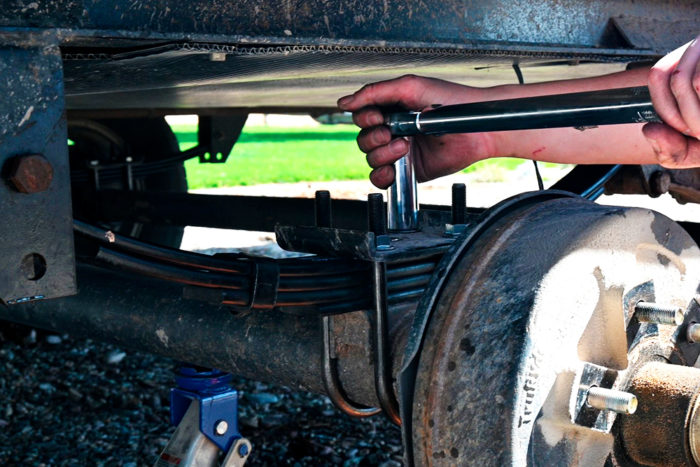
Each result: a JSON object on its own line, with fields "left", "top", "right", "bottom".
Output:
{"left": 387, "top": 140, "right": 419, "bottom": 232}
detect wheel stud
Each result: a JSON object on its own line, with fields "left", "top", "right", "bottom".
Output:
{"left": 634, "top": 302, "right": 684, "bottom": 325}
{"left": 586, "top": 387, "right": 638, "bottom": 415}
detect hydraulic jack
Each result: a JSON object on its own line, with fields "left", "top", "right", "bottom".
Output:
{"left": 156, "top": 367, "right": 252, "bottom": 467}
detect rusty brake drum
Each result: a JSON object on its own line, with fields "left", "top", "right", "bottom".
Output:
{"left": 407, "top": 194, "right": 700, "bottom": 465}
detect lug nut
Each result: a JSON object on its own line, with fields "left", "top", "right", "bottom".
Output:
{"left": 586, "top": 387, "right": 638, "bottom": 414}
{"left": 634, "top": 302, "right": 684, "bottom": 325}
{"left": 5, "top": 154, "right": 53, "bottom": 194}
{"left": 214, "top": 420, "right": 228, "bottom": 436}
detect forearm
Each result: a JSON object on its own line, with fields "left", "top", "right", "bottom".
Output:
{"left": 492, "top": 124, "right": 657, "bottom": 165}
{"left": 485, "top": 67, "right": 649, "bottom": 100}
{"left": 479, "top": 67, "right": 656, "bottom": 164}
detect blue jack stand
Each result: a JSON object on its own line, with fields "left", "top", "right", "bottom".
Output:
{"left": 155, "top": 367, "right": 252, "bottom": 467}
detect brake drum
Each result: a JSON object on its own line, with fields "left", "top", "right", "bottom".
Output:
{"left": 412, "top": 197, "right": 700, "bottom": 465}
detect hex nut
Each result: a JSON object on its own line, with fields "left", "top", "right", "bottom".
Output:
{"left": 6, "top": 154, "right": 53, "bottom": 194}
{"left": 649, "top": 170, "right": 671, "bottom": 198}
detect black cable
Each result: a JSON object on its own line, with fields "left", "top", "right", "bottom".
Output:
{"left": 512, "top": 62, "right": 525, "bottom": 85}
{"left": 532, "top": 161, "right": 545, "bottom": 190}
{"left": 513, "top": 63, "right": 545, "bottom": 191}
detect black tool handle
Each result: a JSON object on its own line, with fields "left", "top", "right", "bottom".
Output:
{"left": 386, "top": 86, "right": 660, "bottom": 136}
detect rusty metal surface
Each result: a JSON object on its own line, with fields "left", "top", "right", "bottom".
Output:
{"left": 619, "top": 362, "right": 700, "bottom": 467}
{"left": 605, "top": 165, "right": 700, "bottom": 205}
{"left": 4, "top": 1, "right": 697, "bottom": 110}
{"left": 0, "top": 33, "right": 76, "bottom": 304}
{"left": 1, "top": 0, "right": 695, "bottom": 54}
{"left": 409, "top": 197, "right": 700, "bottom": 465}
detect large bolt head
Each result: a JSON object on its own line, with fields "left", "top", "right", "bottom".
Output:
{"left": 6, "top": 154, "right": 53, "bottom": 194}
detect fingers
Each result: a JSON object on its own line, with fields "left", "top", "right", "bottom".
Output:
{"left": 649, "top": 37, "right": 700, "bottom": 138}
{"left": 671, "top": 38, "right": 700, "bottom": 137}
{"left": 643, "top": 122, "right": 700, "bottom": 167}
{"left": 369, "top": 165, "right": 396, "bottom": 189}
{"left": 649, "top": 46, "right": 686, "bottom": 132}
{"left": 352, "top": 106, "right": 385, "bottom": 129}
{"left": 364, "top": 138, "right": 410, "bottom": 168}
{"left": 357, "top": 126, "right": 391, "bottom": 152}
{"left": 361, "top": 135, "right": 410, "bottom": 189}
{"left": 357, "top": 124, "right": 410, "bottom": 177}
{"left": 337, "top": 75, "right": 423, "bottom": 112}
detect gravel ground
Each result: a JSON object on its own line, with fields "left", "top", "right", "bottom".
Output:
{"left": 0, "top": 324, "right": 402, "bottom": 466}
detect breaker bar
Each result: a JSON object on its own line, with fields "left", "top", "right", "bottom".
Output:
{"left": 386, "top": 86, "right": 659, "bottom": 136}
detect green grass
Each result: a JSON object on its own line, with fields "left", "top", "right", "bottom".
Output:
{"left": 177, "top": 124, "right": 371, "bottom": 188}
{"left": 173, "top": 123, "right": 554, "bottom": 189}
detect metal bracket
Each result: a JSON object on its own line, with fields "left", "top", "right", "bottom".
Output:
{"left": 275, "top": 223, "right": 452, "bottom": 261}
{"left": 0, "top": 32, "right": 76, "bottom": 304}
{"left": 157, "top": 397, "right": 251, "bottom": 467}
{"left": 222, "top": 438, "right": 253, "bottom": 467}
{"left": 170, "top": 388, "right": 241, "bottom": 453}
{"left": 158, "top": 368, "right": 250, "bottom": 467}
{"left": 224, "top": 260, "right": 280, "bottom": 314}
{"left": 197, "top": 115, "right": 247, "bottom": 163}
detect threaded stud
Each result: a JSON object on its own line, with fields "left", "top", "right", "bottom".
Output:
{"left": 634, "top": 302, "right": 684, "bottom": 326}
{"left": 586, "top": 387, "right": 638, "bottom": 414}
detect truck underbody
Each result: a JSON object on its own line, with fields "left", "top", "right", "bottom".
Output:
{"left": 2, "top": 1, "right": 700, "bottom": 465}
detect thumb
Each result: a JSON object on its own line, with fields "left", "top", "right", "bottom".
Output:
{"left": 643, "top": 122, "right": 700, "bottom": 167}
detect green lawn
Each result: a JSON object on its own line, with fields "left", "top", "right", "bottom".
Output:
{"left": 172, "top": 123, "right": 543, "bottom": 189}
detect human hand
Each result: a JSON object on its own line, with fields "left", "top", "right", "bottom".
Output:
{"left": 337, "top": 75, "right": 498, "bottom": 188}
{"left": 644, "top": 36, "right": 700, "bottom": 167}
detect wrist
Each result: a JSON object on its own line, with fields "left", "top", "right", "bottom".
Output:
{"left": 484, "top": 130, "right": 514, "bottom": 159}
